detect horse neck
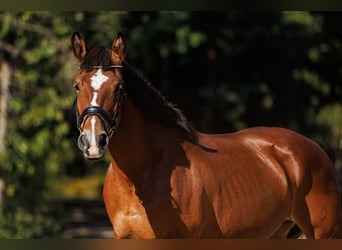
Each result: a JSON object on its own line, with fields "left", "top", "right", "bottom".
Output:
{"left": 107, "top": 97, "right": 168, "bottom": 182}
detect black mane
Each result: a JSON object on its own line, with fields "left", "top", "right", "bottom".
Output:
{"left": 122, "top": 62, "right": 190, "bottom": 133}
{"left": 80, "top": 45, "right": 190, "bottom": 134}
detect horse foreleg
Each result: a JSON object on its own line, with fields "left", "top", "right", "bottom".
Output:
{"left": 270, "top": 220, "right": 295, "bottom": 238}
{"left": 270, "top": 221, "right": 305, "bottom": 239}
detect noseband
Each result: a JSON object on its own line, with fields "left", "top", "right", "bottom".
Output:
{"left": 75, "top": 65, "right": 125, "bottom": 138}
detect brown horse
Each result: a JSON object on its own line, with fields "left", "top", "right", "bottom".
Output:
{"left": 71, "top": 32, "right": 342, "bottom": 239}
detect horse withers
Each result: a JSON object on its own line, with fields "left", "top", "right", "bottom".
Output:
{"left": 71, "top": 31, "right": 342, "bottom": 238}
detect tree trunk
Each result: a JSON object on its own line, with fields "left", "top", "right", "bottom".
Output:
{"left": 0, "top": 60, "right": 11, "bottom": 207}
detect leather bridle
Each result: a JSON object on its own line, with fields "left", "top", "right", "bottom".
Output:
{"left": 74, "top": 65, "right": 125, "bottom": 138}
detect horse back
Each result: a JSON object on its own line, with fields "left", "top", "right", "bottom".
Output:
{"left": 194, "top": 126, "right": 337, "bottom": 190}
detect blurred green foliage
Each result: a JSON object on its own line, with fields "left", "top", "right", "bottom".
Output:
{"left": 0, "top": 11, "right": 342, "bottom": 238}
{"left": 0, "top": 206, "right": 61, "bottom": 238}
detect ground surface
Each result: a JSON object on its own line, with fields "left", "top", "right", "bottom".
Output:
{"left": 60, "top": 199, "right": 113, "bottom": 239}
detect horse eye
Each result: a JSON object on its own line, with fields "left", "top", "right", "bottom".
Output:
{"left": 73, "top": 82, "right": 80, "bottom": 92}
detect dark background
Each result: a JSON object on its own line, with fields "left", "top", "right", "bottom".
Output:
{"left": 0, "top": 11, "right": 341, "bottom": 238}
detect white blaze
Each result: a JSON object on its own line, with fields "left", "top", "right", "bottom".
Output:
{"left": 90, "top": 117, "right": 97, "bottom": 145}
{"left": 87, "top": 69, "right": 108, "bottom": 155}
{"left": 91, "top": 92, "right": 98, "bottom": 106}
{"left": 91, "top": 69, "right": 108, "bottom": 91}
{"left": 90, "top": 69, "right": 108, "bottom": 106}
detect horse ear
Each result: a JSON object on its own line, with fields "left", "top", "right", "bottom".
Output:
{"left": 71, "top": 32, "right": 87, "bottom": 61}
{"left": 111, "top": 32, "right": 127, "bottom": 64}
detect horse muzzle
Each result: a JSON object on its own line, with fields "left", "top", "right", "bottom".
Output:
{"left": 78, "top": 131, "right": 109, "bottom": 160}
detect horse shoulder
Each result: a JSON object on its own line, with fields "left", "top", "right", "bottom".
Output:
{"left": 103, "top": 163, "right": 156, "bottom": 238}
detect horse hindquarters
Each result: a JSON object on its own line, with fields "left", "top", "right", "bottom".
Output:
{"left": 277, "top": 138, "right": 342, "bottom": 239}
{"left": 293, "top": 164, "right": 342, "bottom": 238}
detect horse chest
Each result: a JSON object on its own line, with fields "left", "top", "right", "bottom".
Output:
{"left": 111, "top": 205, "right": 155, "bottom": 239}
{"left": 110, "top": 190, "right": 189, "bottom": 238}
{"left": 105, "top": 183, "right": 194, "bottom": 238}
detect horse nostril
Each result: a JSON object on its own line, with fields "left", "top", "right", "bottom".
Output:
{"left": 98, "top": 133, "right": 109, "bottom": 148}
{"left": 78, "top": 134, "right": 88, "bottom": 151}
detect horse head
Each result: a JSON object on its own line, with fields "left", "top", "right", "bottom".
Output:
{"left": 71, "top": 32, "right": 127, "bottom": 160}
